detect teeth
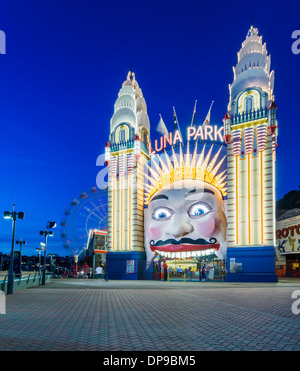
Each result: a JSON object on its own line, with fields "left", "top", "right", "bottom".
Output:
{"left": 156, "top": 248, "right": 216, "bottom": 260}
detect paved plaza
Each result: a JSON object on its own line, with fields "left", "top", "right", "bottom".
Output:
{"left": 1, "top": 278, "right": 300, "bottom": 351}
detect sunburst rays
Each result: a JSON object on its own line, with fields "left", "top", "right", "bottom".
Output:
{"left": 144, "top": 144, "right": 227, "bottom": 205}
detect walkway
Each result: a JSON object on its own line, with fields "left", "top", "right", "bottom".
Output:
{"left": 1, "top": 279, "right": 300, "bottom": 351}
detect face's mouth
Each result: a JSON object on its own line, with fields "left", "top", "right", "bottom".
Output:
{"left": 150, "top": 237, "right": 220, "bottom": 258}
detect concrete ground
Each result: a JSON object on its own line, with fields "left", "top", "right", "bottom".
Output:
{"left": 1, "top": 278, "right": 300, "bottom": 351}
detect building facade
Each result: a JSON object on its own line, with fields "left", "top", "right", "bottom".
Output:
{"left": 276, "top": 209, "right": 300, "bottom": 277}
{"left": 103, "top": 26, "right": 279, "bottom": 282}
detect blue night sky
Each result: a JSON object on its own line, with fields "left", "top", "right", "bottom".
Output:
{"left": 0, "top": 0, "right": 299, "bottom": 256}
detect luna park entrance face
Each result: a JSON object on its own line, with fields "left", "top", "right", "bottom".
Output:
{"left": 153, "top": 255, "right": 226, "bottom": 281}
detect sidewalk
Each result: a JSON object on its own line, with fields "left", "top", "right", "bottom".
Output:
{"left": 0, "top": 278, "right": 300, "bottom": 351}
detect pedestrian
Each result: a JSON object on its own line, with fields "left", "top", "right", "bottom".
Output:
{"left": 201, "top": 266, "right": 206, "bottom": 282}
{"left": 83, "top": 263, "right": 89, "bottom": 279}
{"left": 177, "top": 265, "right": 183, "bottom": 276}
{"left": 163, "top": 259, "right": 168, "bottom": 281}
{"left": 95, "top": 265, "right": 103, "bottom": 279}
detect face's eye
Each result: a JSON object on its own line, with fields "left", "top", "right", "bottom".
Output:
{"left": 188, "top": 202, "right": 211, "bottom": 218}
{"left": 152, "top": 207, "right": 174, "bottom": 221}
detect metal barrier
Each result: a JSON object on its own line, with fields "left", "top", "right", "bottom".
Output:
{"left": 0, "top": 272, "right": 51, "bottom": 293}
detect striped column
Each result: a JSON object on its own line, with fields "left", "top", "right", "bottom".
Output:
{"left": 226, "top": 141, "right": 237, "bottom": 247}
{"left": 262, "top": 133, "right": 276, "bottom": 246}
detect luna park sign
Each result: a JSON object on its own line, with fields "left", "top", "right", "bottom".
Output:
{"left": 149, "top": 125, "right": 224, "bottom": 154}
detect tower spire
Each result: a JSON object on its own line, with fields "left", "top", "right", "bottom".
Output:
{"left": 129, "top": 65, "right": 133, "bottom": 80}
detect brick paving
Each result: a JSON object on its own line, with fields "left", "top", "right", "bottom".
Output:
{"left": 0, "top": 279, "right": 300, "bottom": 351}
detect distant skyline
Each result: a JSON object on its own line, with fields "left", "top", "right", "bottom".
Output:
{"left": 0, "top": 0, "right": 299, "bottom": 256}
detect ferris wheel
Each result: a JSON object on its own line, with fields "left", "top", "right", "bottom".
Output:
{"left": 60, "top": 186, "right": 108, "bottom": 254}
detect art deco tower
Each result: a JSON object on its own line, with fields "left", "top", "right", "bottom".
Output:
{"left": 105, "top": 71, "right": 151, "bottom": 278}
{"left": 223, "top": 26, "right": 278, "bottom": 281}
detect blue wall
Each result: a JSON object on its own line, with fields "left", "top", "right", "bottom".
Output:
{"left": 106, "top": 251, "right": 153, "bottom": 280}
{"left": 226, "top": 246, "right": 277, "bottom": 282}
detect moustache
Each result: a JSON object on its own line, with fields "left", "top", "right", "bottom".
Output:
{"left": 150, "top": 237, "right": 217, "bottom": 247}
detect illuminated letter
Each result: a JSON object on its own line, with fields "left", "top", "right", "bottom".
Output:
{"left": 214, "top": 126, "right": 224, "bottom": 142}
{"left": 194, "top": 126, "right": 204, "bottom": 140}
{"left": 155, "top": 137, "right": 164, "bottom": 152}
{"left": 164, "top": 132, "right": 173, "bottom": 148}
{"left": 187, "top": 127, "right": 196, "bottom": 141}
{"left": 205, "top": 125, "right": 214, "bottom": 141}
{"left": 149, "top": 142, "right": 156, "bottom": 156}
{"left": 173, "top": 130, "right": 183, "bottom": 145}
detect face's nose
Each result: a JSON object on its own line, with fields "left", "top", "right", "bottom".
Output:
{"left": 165, "top": 214, "right": 194, "bottom": 238}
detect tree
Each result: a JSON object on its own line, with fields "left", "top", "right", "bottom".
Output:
{"left": 277, "top": 189, "right": 300, "bottom": 211}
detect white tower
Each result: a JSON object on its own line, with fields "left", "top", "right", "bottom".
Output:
{"left": 224, "top": 26, "right": 278, "bottom": 281}
{"left": 105, "top": 71, "right": 151, "bottom": 278}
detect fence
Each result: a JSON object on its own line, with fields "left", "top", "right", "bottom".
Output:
{"left": 0, "top": 272, "right": 51, "bottom": 294}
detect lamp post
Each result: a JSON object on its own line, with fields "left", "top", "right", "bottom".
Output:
{"left": 4, "top": 203, "right": 25, "bottom": 295}
{"left": 16, "top": 238, "right": 27, "bottom": 277}
{"left": 36, "top": 246, "right": 44, "bottom": 275}
{"left": 40, "top": 221, "right": 56, "bottom": 285}
{"left": 48, "top": 254, "right": 56, "bottom": 276}
{"left": 0, "top": 253, "right": 3, "bottom": 272}
{"left": 73, "top": 250, "right": 78, "bottom": 279}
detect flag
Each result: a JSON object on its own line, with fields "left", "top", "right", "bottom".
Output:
{"left": 156, "top": 114, "right": 169, "bottom": 136}
{"left": 203, "top": 101, "right": 214, "bottom": 125}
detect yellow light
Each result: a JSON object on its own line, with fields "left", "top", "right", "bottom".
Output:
{"left": 248, "top": 154, "right": 251, "bottom": 244}
{"left": 272, "top": 155, "right": 276, "bottom": 247}
{"left": 236, "top": 155, "right": 239, "bottom": 245}
{"left": 260, "top": 151, "right": 264, "bottom": 244}
{"left": 144, "top": 144, "right": 227, "bottom": 205}
{"left": 113, "top": 177, "right": 116, "bottom": 250}
{"left": 129, "top": 173, "right": 132, "bottom": 251}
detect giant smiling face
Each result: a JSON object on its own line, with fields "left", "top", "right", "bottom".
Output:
{"left": 144, "top": 179, "right": 227, "bottom": 269}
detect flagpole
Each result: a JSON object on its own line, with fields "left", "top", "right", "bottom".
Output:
{"left": 173, "top": 107, "right": 177, "bottom": 133}
{"left": 173, "top": 107, "right": 184, "bottom": 146}
{"left": 191, "top": 100, "right": 197, "bottom": 127}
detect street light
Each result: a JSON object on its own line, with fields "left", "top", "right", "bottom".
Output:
{"left": 3, "top": 203, "right": 25, "bottom": 295}
{"left": 16, "top": 238, "right": 27, "bottom": 277}
{"left": 40, "top": 221, "right": 56, "bottom": 285}
{"left": 36, "top": 245, "right": 44, "bottom": 275}
{"left": 16, "top": 238, "right": 27, "bottom": 254}
{"left": 4, "top": 211, "right": 11, "bottom": 219}
{"left": 48, "top": 253, "right": 56, "bottom": 275}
